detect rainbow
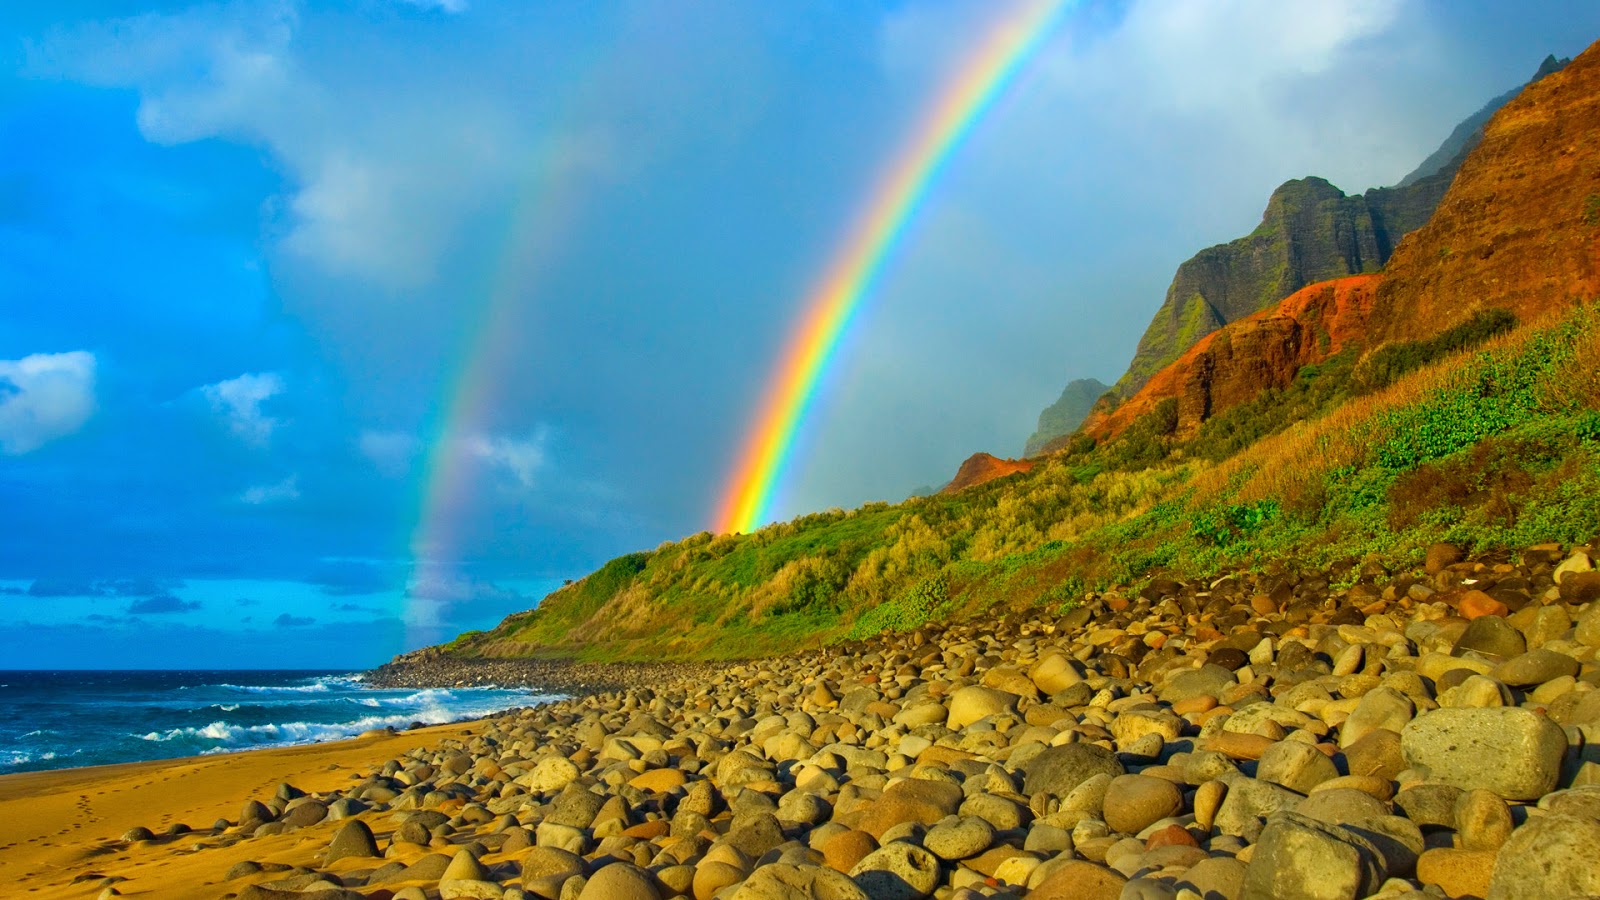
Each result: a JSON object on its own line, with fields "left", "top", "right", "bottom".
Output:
{"left": 715, "top": 0, "right": 1070, "bottom": 534}
{"left": 404, "top": 162, "right": 580, "bottom": 647}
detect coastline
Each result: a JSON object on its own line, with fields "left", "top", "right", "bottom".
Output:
{"left": 363, "top": 656, "right": 732, "bottom": 695}
{"left": 3, "top": 542, "right": 1597, "bottom": 899}
{"left": 0, "top": 719, "right": 499, "bottom": 900}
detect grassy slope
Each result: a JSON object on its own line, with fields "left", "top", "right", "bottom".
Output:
{"left": 443, "top": 303, "right": 1600, "bottom": 663}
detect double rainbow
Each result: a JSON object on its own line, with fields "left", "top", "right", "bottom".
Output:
{"left": 715, "top": 0, "right": 1070, "bottom": 534}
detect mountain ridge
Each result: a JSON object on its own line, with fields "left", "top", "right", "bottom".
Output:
{"left": 1029, "top": 55, "right": 1568, "bottom": 458}
{"left": 401, "top": 39, "right": 1600, "bottom": 665}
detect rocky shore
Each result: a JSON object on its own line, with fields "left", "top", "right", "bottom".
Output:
{"left": 365, "top": 655, "right": 729, "bottom": 698}
{"left": 101, "top": 541, "right": 1600, "bottom": 899}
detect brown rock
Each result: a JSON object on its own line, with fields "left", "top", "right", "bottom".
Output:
{"left": 821, "top": 829, "right": 876, "bottom": 873}
{"left": 1103, "top": 775, "right": 1185, "bottom": 835}
{"left": 628, "top": 769, "right": 688, "bottom": 794}
{"left": 1146, "top": 824, "right": 1199, "bottom": 850}
{"left": 857, "top": 779, "right": 964, "bottom": 840}
{"left": 1417, "top": 848, "right": 1496, "bottom": 898}
{"left": 1029, "top": 860, "right": 1129, "bottom": 900}
{"left": 1459, "top": 590, "right": 1510, "bottom": 620}
{"left": 1205, "top": 732, "right": 1277, "bottom": 760}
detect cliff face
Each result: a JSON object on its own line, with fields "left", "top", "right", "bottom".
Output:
{"left": 1396, "top": 54, "right": 1568, "bottom": 187}
{"left": 942, "top": 452, "right": 1033, "bottom": 494}
{"left": 1024, "top": 377, "right": 1108, "bottom": 456}
{"left": 1079, "top": 43, "right": 1600, "bottom": 446}
{"left": 1081, "top": 276, "right": 1381, "bottom": 441}
{"left": 1366, "top": 49, "right": 1600, "bottom": 347}
{"left": 1100, "top": 56, "right": 1567, "bottom": 409}
{"left": 1110, "top": 173, "right": 1449, "bottom": 403}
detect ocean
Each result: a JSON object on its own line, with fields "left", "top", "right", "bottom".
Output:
{"left": 0, "top": 670, "right": 557, "bottom": 775}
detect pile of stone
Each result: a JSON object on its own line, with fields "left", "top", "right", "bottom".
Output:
{"left": 140, "top": 541, "right": 1600, "bottom": 899}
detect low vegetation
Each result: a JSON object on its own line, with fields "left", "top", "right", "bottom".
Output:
{"left": 448, "top": 303, "right": 1600, "bottom": 662}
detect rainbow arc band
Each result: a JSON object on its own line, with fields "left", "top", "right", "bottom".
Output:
{"left": 716, "top": 0, "right": 1070, "bottom": 534}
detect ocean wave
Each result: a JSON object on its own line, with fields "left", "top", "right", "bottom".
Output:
{"left": 2, "top": 748, "right": 71, "bottom": 767}
{"left": 137, "top": 702, "right": 518, "bottom": 750}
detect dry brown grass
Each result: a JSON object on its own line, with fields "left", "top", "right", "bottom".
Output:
{"left": 1189, "top": 321, "right": 1553, "bottom": 512}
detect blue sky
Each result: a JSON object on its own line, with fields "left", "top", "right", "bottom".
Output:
{"left": 1, "top": 0, "right": 1596, "bottom": 668}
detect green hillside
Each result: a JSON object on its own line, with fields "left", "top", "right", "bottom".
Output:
{"left": 429, "top": 304, "right": 1600, "bottom": 663}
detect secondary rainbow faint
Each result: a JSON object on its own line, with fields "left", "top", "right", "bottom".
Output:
{"left": 403, "top": 158, "right": 577, "bottom": 646}
{"left": 714, "top": 0, "right": 1071, "bottom": 534}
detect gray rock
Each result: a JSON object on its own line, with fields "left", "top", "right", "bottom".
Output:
{"left": 281, "top": 800, "right": 329, "bottom": 828}
{"left": 1492, "top": 649, "right": 1580, "bottom": 687}
{"left": 1179, "top": 857, "right": 1247, "bottom": 900}
{"left": 1102, "top": 774, "right": 1184, "bottom": 836}
{"left": 1485, "top": 813, "right": 1600, "bottom": 900}
{"left": 1400, "top": 707, "right": 1568, "bottom": 800}
{"left": 1257, "top": 740, "right": 1339, "bottom": 794}
{"left": 730, "top": 863, "right": 870, "bottom": 900}
{"left": 545, "top": 785, "right": 608, "bottom": 829}
{"left": 1344, "top": 815, "right": 1424, "bottom": 881}
{"left": 1455, "top": 789, "right": 1514, "bottom": 850}
{"left": 1453, "top": 616, "right": 1526, "bottom": 660}
{"left": 1340, "top": 688, "right": 1415, "bottom": 749}
{"left": 1213, "top": 773, "right": 1303, "bottom": 842}
{"left": 726, "top": 812, "right": 788, "bottom": 859}
{"left": 1393, "top": 783, "right": 1463, "bottom": 828}
{"left": 1160, "top": 665, "right": 1237, "bottom": 703}
{"left": 1242, "top": 811, "right": 1384, "bottom": 900}
{"left": 923, "top": 816, "right": 995, "bottom": 861}
{"left": 576, "top": 862, "right": 660, "bottom": 900}
{"left": 325, "top": 819, "right": 379, "bottom": 863}
{"left": 1021, "top": 744, "right": 1126, "bottom": 798}
{"left": 849, "top": 842, "right": 941, "bottom": 900}
{"left": 1295, "top": 788, "right": 1389, "bottom": 827}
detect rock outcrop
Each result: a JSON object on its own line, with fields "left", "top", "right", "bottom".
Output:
{"left": 1038, "top": 55, "right": 1568, "bottom": 455}
{"left": 1024, "top": 377, "right": 1108, "bottom": 457}
{"left": 1080, "top": 275, "right": 1379, "bottom": 441}
{"left": 941, "top": 452, "right": 1034, "bottom": 494}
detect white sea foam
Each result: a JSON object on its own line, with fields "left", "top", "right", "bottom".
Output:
{"left": 136, "top": 688, "right": 552, "bottom": 752}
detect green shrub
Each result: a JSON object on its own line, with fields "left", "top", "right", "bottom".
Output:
{"left": 1351, "top": 309, "right": 1517, "bottom": 395}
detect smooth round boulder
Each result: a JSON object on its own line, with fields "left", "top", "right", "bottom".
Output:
{"left": 325, "top": 820, "right": 380, "bottom": 863}
{"left": 1485, "top": 813, "right": 1600, "bottom": 900}
{"left": 730, "top": 863, "right": 869, "bottom": 900}
{"left": 577, "top": 862, "right": 661, "bottom": 900}
{"left": 1242, "top": 811, "right": 1384, "bottom": 900}
{"left": 1028, "top": 860, "right": 1128, "bottom": 900}
{"left": 1492, "top": 649, "right": 1580, "bottom": 687}
{"left": 848, "top": 842, "right": 941, "bottom": 900}
{"left": 923, "top": 816, "right": 995, "bottom": 861}
{"left": 1020, "top": 744, "right": 1126, "bottom": 798}
{"left": 857, "top": 779, "right": 963, "bottom": 840}
{"left": 1256, "top": 740, "right": 1339, "bottom": 795}
{"left": 1102, "top": 775, "right": 1184, "bottom": 836}
{"left": 1400, "top": 707, "right": 1568, "bottom": 800}
{"left": 946, "top": 686, "right": 1019, "bottom": 730}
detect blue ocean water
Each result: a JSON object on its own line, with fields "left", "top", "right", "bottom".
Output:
{"left": 0, "top": 670, "right": 555, "bottom": 775}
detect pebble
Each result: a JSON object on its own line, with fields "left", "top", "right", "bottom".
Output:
{"left": 141, "top": 541, "right": 1599, "bottom": 900}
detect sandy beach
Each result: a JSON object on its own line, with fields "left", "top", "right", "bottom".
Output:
{"left": 0, "top": 721, "right": 490, "bottom": 899}
{"left": 2, "top": 542, "right": 1598, "bottom": 900}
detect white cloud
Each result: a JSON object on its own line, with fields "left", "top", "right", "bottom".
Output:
{"left": 464, "top": 430, "right": 548, "bottom": 490}
{"left": 241, "top": 475, "right": 300, "bottom": 505}
{"left": 358, "top": 429, "right": 420, "bottom": 476}
{"left": 1066, "top": 0, "right": 1405, "bottom": 114}
{"left": 29, "top": 2, "right": 509, "bottom": 287}
{"left": 25, "top": 2, "right": 601, "bottom": 288}
{"left": 0, "top": 351, "right": 96, "bottom": 454}
{"left": 202, "top": 372, "right": 285, "bottom": 445}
